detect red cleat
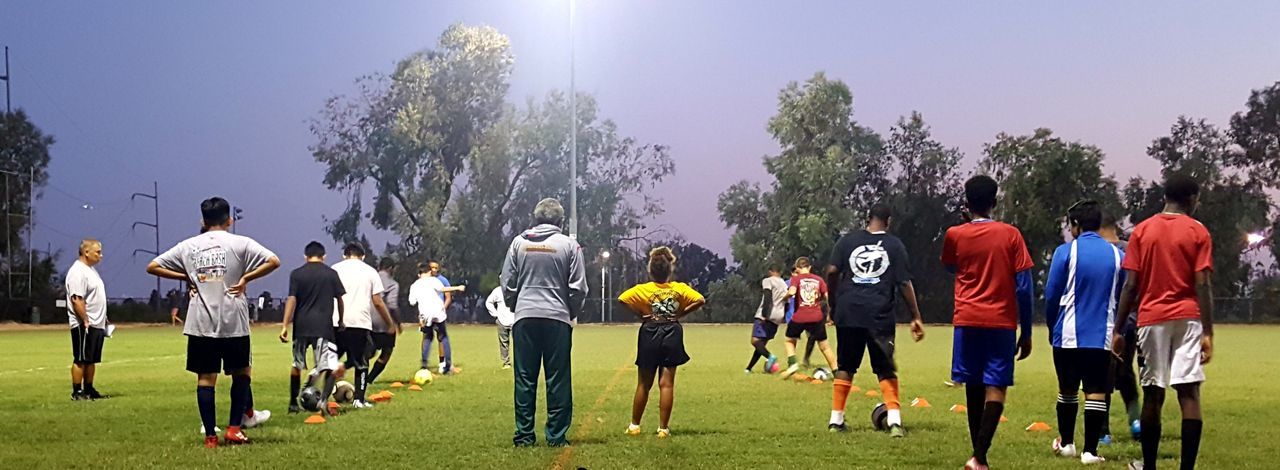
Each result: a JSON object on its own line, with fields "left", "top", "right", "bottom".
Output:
{"left": 204, "top": 436, "right": 218, "bottom": 449}
{"left": 224, "top": 426, "right": 250, "bottom": 445}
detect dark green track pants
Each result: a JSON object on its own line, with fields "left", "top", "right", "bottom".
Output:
{"left": 512, "top": 317, "right": 573, "bottom": 445}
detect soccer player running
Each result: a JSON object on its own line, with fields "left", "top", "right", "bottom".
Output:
{"left": 1113, "top": 175, "right": 1213, "bottom": 470}
{"left": 620, "top": 247, "right": 706, "bottom": 439}
{"left": 486, "top": 285, "right": 516, "bottom": 369}
{"left": 825, "top": 203, "right": 925, "bottom": 437}
{"left": 745, "top": 265, "right": 788, "bottom": 374}
{"left": 409, "top": 263, "right": 466, "bottom": 373}
{"left": 1043, "top": 200, "right": 1124, "bottom": 465}
{"left": 66, "top": 239, "right": 109, "bottom": 401}
{"left": 146, "top": 197, "right": 281, "bottom": 448}
{"left": 779, "top": 257, "right": 839, "bottom": 379}
{"left": 332, "top": 243, "right": 396, "bottom": 408}
{"left": 278, "top": 241, "right": 345, "bottom": 419}
{"left": 366, "top": 257, "right": 401, "bottom": 384}
{"left": 942, "top": 176, "right": 1035, "bottom": 470}
{"left": 1099, "top": 212, "right": 1142, "bottom": 443}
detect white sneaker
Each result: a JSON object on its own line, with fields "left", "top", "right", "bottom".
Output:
{"left": 1052, "top": 437, "right": 1078, "bottom": 458}
{"left": 780, "top": 363, "right": 800, "bottom": 379}
{"left": 199, "top": 425, "right": 222, "bottom": 435}
{"left": 438, "top": 363, "right": 448, "bottom": 375}
{"left": 1080, "top": 452, "right": 1106, "bottom": 465}
{"left": 352, "top": 400, "right": 375, "bottom": 409}
{"left": 242, "top": 409, "right": 271, "bottom": 428}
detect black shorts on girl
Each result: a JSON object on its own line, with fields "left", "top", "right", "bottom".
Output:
{"left": 636, "top": 321, "right": 689, "bottom": 368}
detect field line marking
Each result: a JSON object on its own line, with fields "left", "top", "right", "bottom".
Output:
{"left": 551, "top": 361, "right": 631, "bottom": 470}
{"left": 0, "top": 354, "right": 182, "bottom": 376}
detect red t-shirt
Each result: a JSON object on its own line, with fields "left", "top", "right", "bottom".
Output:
{"left": 788, "top": 273, "right": 827, "bottom": 324}
{"left": 1120, "top": 213, "right": 1213, "bottom": 327}
{"left": 941, "top": 220, "right": 1034, "bottom": 329}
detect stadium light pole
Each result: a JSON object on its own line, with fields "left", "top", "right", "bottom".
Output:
{"left": 568, "top": 0, "right": 578, "bottom": 238}
{"left": 600, "top": 250, "right": 610, "bottom": 322}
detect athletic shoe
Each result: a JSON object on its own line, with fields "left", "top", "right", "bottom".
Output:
{"left": 1126, "top": 461, "right": 1144, "bottom": 470}
{"left": 502, "top": 364, "right": 511, "bottom": 370}
{"left": 764, "top": 355, "right": 778, "bottom": 374}
{"left": 352, "top": 400, "right": 375, "bottom": 409}
{"left": 743, "top": 369, "right": 752, "bottom": 375}
{"left": 1080, "top": 452, "right": 1106, "bottom": 465}
{"left": 963, "top": 457, "right": 988, "bottom": 470}
{"left": 85, "top": 389, "right": 109, "bottom": 400}
{"left": 204, "top": 436, "right": 218, "bottom": 449}
{"left": 780, "top": 363, "right": 800, "bottom": 379}
{"left": 547, "top": 440, "right": 570, "bottom": 447}
{"left": 888, "top": 424, "right": 905, "bottom": 438}
{"left": 438, "top": 363, "right": 448, "bottom": 375}
{"left": 1130, "top": 420, "right": 1142, "bottom": 441}
{"left": 1099, "top": 434, "right": 1113, "bottom": 446}
{"left": 199, "top": 425, "right": 222, "bottom": 435}
{"left": 224, "top": 427, "right": 250, "bottom": 445}
{"left": 656, "top": 429, "right": 670, "bottom": 439}
{"left": 288, "top": 404, "right": 302, "bottom": 414}
{"left": 827, "top": 423, "right": 848, "bottom": 433}
{"left": 242, "top": 409, "right": 270, "bottom": 428}
{"left": 1052, "top": 437, "right": 1078, "bottom": 458}
{"left": 624, "top": 424, "right": 642, "bottom": 436}
{"left": 71, "top": 391, "right": 86, "bottom": 401}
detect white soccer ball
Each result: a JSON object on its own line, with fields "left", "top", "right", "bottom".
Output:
{"left": 333, "top": 381, "right": 355, "bottom": 403}
{"left": 812, "top": 368, "right": 832, "bottom": 381}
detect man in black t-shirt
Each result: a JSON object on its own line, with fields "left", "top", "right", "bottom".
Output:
{"left": 279, "top": 241, "right": 346, "bottom": 417}
{"left": 824, "top": 203, "right": 926, "bottom": 437}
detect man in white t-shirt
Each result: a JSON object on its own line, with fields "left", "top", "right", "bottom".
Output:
{"left": 331, "top": 243, "right": 395, "bottom": 409}
{"left": 409, "top": 262, "right": 465, "bottom": 372}
{"left": 66, "top": 238, "right": 108, "bottom": 401}
{"left": 486, "top": 286, "right": 516, "bottom": 369}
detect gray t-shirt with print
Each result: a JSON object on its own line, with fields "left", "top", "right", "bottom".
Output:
{"left": 153, "top": 230, "right": 276, "bottom": 338}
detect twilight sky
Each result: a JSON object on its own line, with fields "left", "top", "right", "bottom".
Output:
{"left": 3, "top": 1, "right": 1279, "bottom": 297}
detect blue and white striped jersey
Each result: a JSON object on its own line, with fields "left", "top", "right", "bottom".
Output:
{"left": 1044, "top": 232, "right": 1124, "bottom": 349}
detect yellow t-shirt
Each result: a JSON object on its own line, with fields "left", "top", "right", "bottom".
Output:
{"left": 618, "top": 282, "right": 704, "bottom": 323}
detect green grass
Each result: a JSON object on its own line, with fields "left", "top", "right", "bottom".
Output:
{"left": 1, "top": 323, "right": 1276, "bottom": 469}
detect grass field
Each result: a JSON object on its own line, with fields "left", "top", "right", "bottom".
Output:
{"left": 1, "top": 323, "right": 1276, "bottom": 469}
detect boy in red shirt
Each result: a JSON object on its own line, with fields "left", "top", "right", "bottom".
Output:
{"left": 779, "top": 257, "right": 838, "bottom": 378}
{"left": 942, "top": 176, "right": 1035, "bottom": 470}
{"left": 1112, "top": 175, "right": 1213, "bottom": 470}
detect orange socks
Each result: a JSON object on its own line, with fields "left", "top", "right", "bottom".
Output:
{"left": 833, "top": 379, "right": 852, "bottom": 412}
{"left": 879, "top": 378, "right": 900, "bottom": 409}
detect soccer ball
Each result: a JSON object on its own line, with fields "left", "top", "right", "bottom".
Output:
{"left": 767, "top": 362, "right": 781, "bottom": 374}
{"left": 333, "top": 381, "right": 355, "bottom": 403}
{"left": 412, "top": 368, "right": 434, "bottom": 386}
{"left": 299, "top": 386, "right": 323, "bottom": 412}
{"left": 870, "top": 403, "right": 889, "bottom": 431}
{"left": 812, "top": 368, "right": 831, "bottom": 381}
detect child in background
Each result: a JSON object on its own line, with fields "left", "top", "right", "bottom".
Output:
{"left": 408, "top": 263, "right": 466, "bottom": 373}
{"left": 619, "top": 247, "right": 706, "bottom": 439}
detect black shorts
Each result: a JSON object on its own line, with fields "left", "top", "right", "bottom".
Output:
{"left": 752, "top": 319, "right": 779, "bottom": 340}
{"left": 337, "top": 328, "right": 371, "bottom": 369}
{"left": 366, "top": 332, "right": 396, "bottom": 359}
{"left": 71, "top": 326, "right": 106, "bottom": 364}
{"left": 1053, "top": 347, "right": 1114, "bottom": 395}
{"left": 836, "top": 327, "right": 897, "bottom": 379}
{"left": 420, "top": 322, "right": 449, "bottom": 340}
{"left": 785, "top": 322, "right": 828, "bottom": 342}
{"left": 636, "top": 322, "right": 689, "bottom": 369}
{"left": 186, "top": 335, "right": 251, "bottom": 375}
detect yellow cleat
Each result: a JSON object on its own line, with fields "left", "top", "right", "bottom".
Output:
{"left": 656, "top": 429, "right": 671, "bottom": 439}
{"left": 624, "top": 425, "right": 642, "bottom": 436}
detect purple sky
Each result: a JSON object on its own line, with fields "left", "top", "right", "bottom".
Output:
{"left": 4, "top": 1, "right": 1279, "bottom": 297}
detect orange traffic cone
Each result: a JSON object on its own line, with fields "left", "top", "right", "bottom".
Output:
{"left": 304, "top": 414, "right": 327, "bottom": 424}
{"left": 408, "top": 384, "right": 423, "bottom": 391}
{"left": 950, "top": 404, "right": 967, "bottom": 413}
{"left": 390, "top": 382, "right": 404, "bottom": 388}
{"left": 850, "top": 385, "right": 863, "bottom": 393}
{"left": 910, "top": 397, "right": 932, "bottom": 408}
{"left": 865, "top": 390, "right": 880, "bottom": 398}
{"left": 1000, "top": 415, "right": 1009, "bottom": 423}
{"left": 1026, "top": 422, "right": 1052, "bottom": 432}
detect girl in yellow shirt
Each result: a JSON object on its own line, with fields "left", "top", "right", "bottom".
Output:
{"left": 618, "top": 246, "right": 706, "bottom": 438}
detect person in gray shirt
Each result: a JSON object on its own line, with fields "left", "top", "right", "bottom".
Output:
{"left": 366, "top": 256, "right": 401, "bottom": 385}
{"left": 501, "top": 198, "right": 587, "bottom": 447}
{"left": 147, "top": 197, "right": 280, "bottom": 448}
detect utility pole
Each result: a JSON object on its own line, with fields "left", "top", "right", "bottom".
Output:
{"left": 1, "top": 46, "right": 10, "bottom": 113}
{"left": 568, "top": 0, "right": 578, "bottom": 238}
{"left": 132, "top": 182, "right": 160, "bottom": 308}
{"left": 231, "top": 205, "right": 243, "bottom": 234}
{"left": 1, "top": 168, "right": 33, "bottom": 305}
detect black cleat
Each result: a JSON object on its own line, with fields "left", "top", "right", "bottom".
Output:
{"left": 828, "top": 423, "right": 849, "bottom": 433}
{"left": 85, "top": 389, "right": 109, "bottom": 400}
{"left": 72, "top": 391, "right": 87, "bottom": 401}
{"left": 288, "top": 404, "right": 302, "bottom": 414}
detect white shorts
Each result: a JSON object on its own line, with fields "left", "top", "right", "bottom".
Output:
{"left": 1137, "top": 319, "right": 1205, "bottom": 388}
{"left": 293, "top": 337, "right": 340, "bottom": 373}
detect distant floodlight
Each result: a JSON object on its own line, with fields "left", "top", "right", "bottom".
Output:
{"left": 601, "top": 250, "right": 611, "bottom": 260}
{"left": 80, "top": 203, "right": 94, "bottom": 210}
{"left": 1247, "top": 232, "right": 1266, "bottom": 246}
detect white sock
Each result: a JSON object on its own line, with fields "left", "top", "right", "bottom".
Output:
{"left": 887, "top": 409, "right": 902, "bottom": 426}
{"left": 830, "top": 410, "right": 845, "bottom": 425}
{"left": 628, "top": 423, "right": 640, "bottom": 430}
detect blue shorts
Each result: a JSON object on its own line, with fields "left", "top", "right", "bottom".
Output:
{"left": 752, "top": 320, "right": 779, "bottom": 340}
{"left": 952, "top": 327, "right": 1016, "bottom": 387}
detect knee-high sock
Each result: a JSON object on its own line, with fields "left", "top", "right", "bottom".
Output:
{"left": 1181, "top": 419, "right": 1202, "bottom": 470}
{"left": 368, "top": 359, "right": 388, "bottom": 384}
{"left": 746, "top": 351, "right": 764, "bottom": 370}
{"left": 1083, "top": 399, "right": 1108, "bottom": 454}
{"left": 975, "top": 401, "right": 1004, "bottom": 466}
{"left": 1057, "top": 393, "right": 1080, "bottom": 445}
{"left": 354, "top": 368, "right": 368, "bottom": 401}
{"left": 965, "top": 384, "right": 985, "bottom": 454}
{"left": 244, "top": 382, "right": 255, "bottom": 417}
{"left": 289, "top": 374, "right": 301, "bottom": 406}
{"left": 879, "top": 378, "right": 902, "bottom": 426}
{"left": 229, "top": 376, "right": 249, "bottom": 428}
{"left": 831, "top": 379, "right": 852, "bottom": 424}
{"left": 1141, "top": 400, "right": 1162, "bottom": 468}
{"left": 197, "top": 386, "right": 216, "bottom": 437}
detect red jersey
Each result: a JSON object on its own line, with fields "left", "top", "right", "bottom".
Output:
{"left": 788, "top": 273, "right": 827, "bottom": 323}
{"left": 941, "top": 220, "right": 1034, "bottom": 329}
{"left": 1120, "top": 213, "right": 1212, "bottom": 327}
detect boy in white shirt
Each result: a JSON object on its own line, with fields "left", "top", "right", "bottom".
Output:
{"left": 408, "top": 262, "right": 465, "bottom": 372}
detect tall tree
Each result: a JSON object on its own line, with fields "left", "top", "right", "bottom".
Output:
{"left": 0, "top": 110, "right": 57, "bottom": 315}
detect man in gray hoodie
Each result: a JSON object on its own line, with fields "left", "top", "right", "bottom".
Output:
{"left": 501, "top": 198, "right": 588, "bottom": 447}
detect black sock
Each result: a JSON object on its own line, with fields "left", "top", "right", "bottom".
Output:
{"left": 746, "top": 351, "right": 764, "bottom": 370}
{"left": 1057, "top": 394, "right": 1080, "bottom": 445}
{"left": 1100, "top": 394, "right": 1112, "bottom": 436}
{"left": 1083, "top": 399, "right": 1108, "bottom": 454}
{"left": 245, "top": 382, "right": 254, "bottom": 414}
{"left": 1181, "top": 419, "right": 1202, "bottom": 470}
{"left": 197, "top": 386, "right": 217, "bottom": 437}
{"left": 975, "top": 401, "right": 1004, "bottom": 465}
{"left": 290, "top": 374, "right": 301, "bottom": 406}
{"left": 368, "top": 360, "right": 387, "bottom": 384}
{"left": 84, "top": 381, "right": 94, "bottom": 393}
{"left": 355, "top": 368, "right": 368, "bottom": 401}
{"left": 73, "top": 383, "right": 82, "bottom": 394}
{"left": 1141, "top": 409, "right": 1162, "bottom": 468}
{"left": 965, "top": 384, "right": 985, "bottom": 455}
{"left": 229, "top": 376, "right": 249, "bottom": 427}
{"left": 320, "top": 373, "right": 337, "bottom": 414}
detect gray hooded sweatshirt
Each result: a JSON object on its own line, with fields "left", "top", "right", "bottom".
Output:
{"left": 501, "top": 224, "right": 587, "bottom": 326}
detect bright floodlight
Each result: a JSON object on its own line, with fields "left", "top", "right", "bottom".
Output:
{"left": 1247, "top": 232, "right": 1266, "bottom": 246}
{"left": 601, "top": 250, "right": 611, "bottom": 259}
